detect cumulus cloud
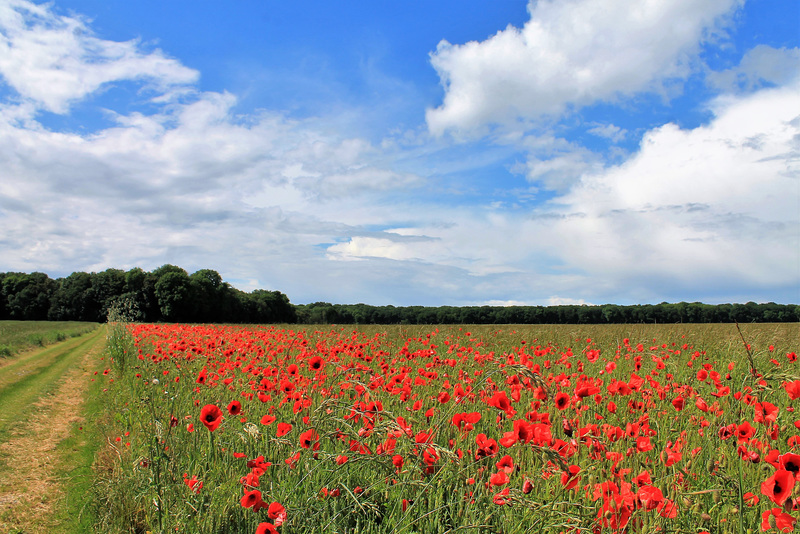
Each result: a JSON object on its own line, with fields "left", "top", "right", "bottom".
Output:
{"left": 546, "top": 75, "right": 800, "bottom": 298}
{"left": 0, "top": 0, "right": 198, "bottom": 114}
{"left": 426, "top": 0, "right": 741, "bottom": 135}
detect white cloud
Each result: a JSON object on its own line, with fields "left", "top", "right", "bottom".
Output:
{"left": 708, "top": 45, "right": 800, "bottom": 93}
{"left": 546, "top": 75, "right": 800, "bottom": 294}
{"left": 0, "top": 0, "right": 198, "bottom": 114}
{"left": 587, "top": 123, "right": 627, "bottom": 143}
{"left": 426, "top": 0, "right": 741, "bottom": 135}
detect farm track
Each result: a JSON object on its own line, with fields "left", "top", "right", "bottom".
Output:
{"left": 0, "top": 326, "right": 106, "bottom": 533}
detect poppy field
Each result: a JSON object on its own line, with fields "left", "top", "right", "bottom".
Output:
{"left": 97, "top": 323, "right": 800, "bottom": 534}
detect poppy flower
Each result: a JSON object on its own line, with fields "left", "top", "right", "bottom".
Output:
{"left": 267, "top": 501, "right": 287, "bottom": 526}
{"left": 261, "top": 414, "right": 276, "bottom": 426}
{"left": 392, "top": 454, "right": 404, "bottom": 472}
{"left": 743, "top": 492, "right": 760, "bottom": 506}
{"left": 784, "top": 380, "right": 800, "bottom": 401}
{"left": 308, "top": 356, "right": 324, "bottom": 372}
{"left": 522, "top": 478, "right": 534, "bottom": 494}
{"left": 228, "top": 400, "right": 242, "bottom": 416}
{"left": 200, "top": 404, "right": 223, "bottom": 432}
{"left": 756, "top": 402, "right": 780, "bottom": 425}
{"left": 276, "top": 422, "right": 292, "bottom": 437}
{"left": 560, "top": 465, "right": 580, "bottom": 490}
{"left": 496, "top": 455, "right": 514, "bottom": 474}
{"left": 737, "top": 421, "right": 756, "bottom": 442}
{"left": 241, "top": 489, "right": 263, "bottom": 509}
{"left": 554, "top": 392, "right": 570, "bottom": 411}
{"left": 761, "top": 507, "right": 797, "bottom": 532}
{"left": 299, "top": 428, "right": 319, "bottom": 449}
{"left": 493, "top": 487, "right": 510, "bottom": 505}
{"left": 255, "top": 523, "right": 279, "bottom": 534}
{"left": 489, "top": 471, "right": 509, "bottom": 486}
{"left": 657, "top": 499, "right": 678, "bottom": 519}
{"left": 761, "top": 469, "right": 796, "bottom": 506}
{"left": 780, "top": 453, "right": 800, "bottom": 478}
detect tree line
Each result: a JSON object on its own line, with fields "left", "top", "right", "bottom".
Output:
{"left": 1, "top": 268, "right": 796, "bottom": 324}
{"left": 294, "top": 301, "right": 800, "bottom": 324}
{"left": 0, "top": 266, "right": 296, "bottom": 324}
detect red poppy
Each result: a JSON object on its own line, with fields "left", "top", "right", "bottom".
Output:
{"left": 392, "top": 454, "right": 404, "bottom": 472}
{"left": 737, "top": 421, "right": 756, "bottom": 442}
{"left": 761, "top": 507, "right": 797, "bottom": 532}
{"left": 560, "top": 465, "right": 580, "bottom": 490}
{"left": 200, "top": 404, "right": 223, "bottom": 432}
{"left": 228, "top": 400, "right": 242, "bottom": 416}
{"left": 496, "top": 455, "right": 514, "bottom": 474}
{"left": 522, "top": 478, "right": 534, "bottom": 494}
{"left": 255, "top": 523, "right": 279, "bottom": 534}
{"left": 276, "top": 422, "right": 292, "bottom": 437}
{"left": 299, "top": 428, "right": 319, "bottom": 449}
{"left": 756, "top": 402, "right": 779, "bottom": 425}
{"left": 241, "top": 489, "right": 263, "bottom": 509}
{"left": 554, "top": 392, "right": 570, "bottom": 411}
{"left": 780, "top": 453, "right": 800, "bottom": 478}
{"left": 261, "top": 414, "right": 276, "bottom": 426}
{"left": 743, "top": 492, "right": 760, "bottom": 506}
{"left": 308, "top": 356, "right": 324, "bottom": 372}
{"left": 489, "top": 471, "right": 509, "bottom": 486}
{"left": 267, "top": 501, "right": 287, "bottom": 526}
{"left": 761, "top": 469, "right": 796, "bottom": 506}
{"left": 784, "top": 380, "right": 800, "bottom": 400}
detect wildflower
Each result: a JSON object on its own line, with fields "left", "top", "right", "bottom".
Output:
{"left": 228, "top": 400, "right": 242, "bottom": 416}
{"left": 200, "top": 404, "right": 223, "bottom": 432}
{"left": 255, "top": 523, "right": 279, "bottom": 534}
{"left": 761, "top": 469, "right": 796, "bottom": 506}
{"left": 489, "top": 471, "right": 509, "bottom": 487}
{"left": 267, "top": 502, "right": 287, "bottom": 526}
{"left": 299, "top": 428, "right": 319, "bottom": 449}
{"left": 554, "top": 392, "right": 570, "bottom": 411}
{"left": 241, "top": 489, "right": 263, "bottom": 509}
{"left": 761, "top": 507, "right": 797, "bottom": 532}
{"left": 560, "top": 465, "right": 580, "bottom": 490}
{"left": 784, "top": 381, "right": 800, "bottom": 401}
{"left": 522, "top": 478, "right": 534, "bottom": 494}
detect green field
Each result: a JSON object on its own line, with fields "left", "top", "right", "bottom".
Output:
{"left": 0, "top": 320, "right": 99, "bottom": 358}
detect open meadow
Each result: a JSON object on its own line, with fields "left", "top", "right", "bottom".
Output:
{"left": 93, "top": 322, "right": 800, "bottom": 534}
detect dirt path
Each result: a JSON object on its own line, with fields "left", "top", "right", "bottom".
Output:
{"left": 0, "top": 327, "right": 106, "bottom": 533}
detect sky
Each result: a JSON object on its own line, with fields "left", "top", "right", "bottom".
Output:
{"left": 0, "top": 0, "right": 798, "bottom": 307}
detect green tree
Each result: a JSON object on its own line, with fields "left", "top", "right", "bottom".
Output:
{"left": 154, "top": 270, "right": 191, "bottom": 322}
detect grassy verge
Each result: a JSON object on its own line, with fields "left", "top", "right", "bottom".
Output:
{"left": 0, "top": 320, "right": 99, "bottom": 359}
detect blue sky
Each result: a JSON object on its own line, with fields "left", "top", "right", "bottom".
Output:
{"left": 0, "top": 0, "right": 798, "bottom": 306}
